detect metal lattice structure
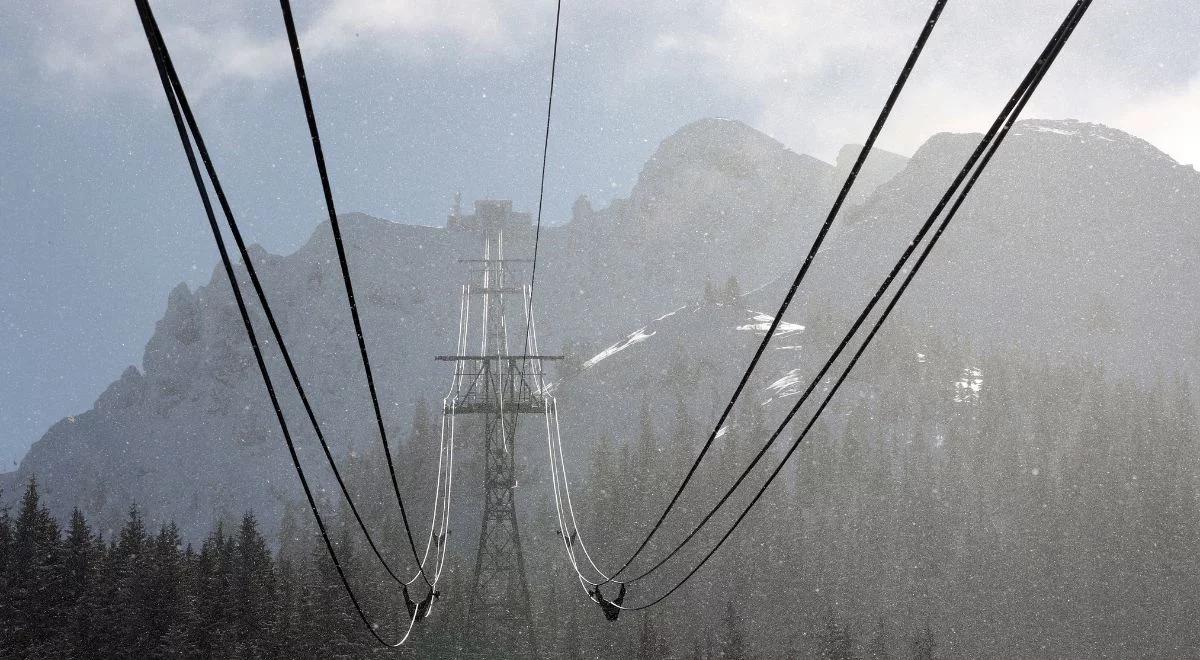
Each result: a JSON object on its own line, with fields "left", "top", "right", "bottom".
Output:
{"left": 437, "top": 200, "right": 559, "bottom": 657}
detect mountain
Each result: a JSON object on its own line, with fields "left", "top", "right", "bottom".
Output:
{"left": 828, "top": 141, "right": 910, "bottom": 207}
{"left": 3, "top": 117, "right": 1196, "bottom": 545}
{"left": 556, "top": 118, "right": 1200, "bottom": 444}
{"left": 0, "top": 118, "right": 838, "bottom": 536}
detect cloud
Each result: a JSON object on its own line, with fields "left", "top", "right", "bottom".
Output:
{"left": 620, "top": 0, "right": 1200, "bottom": 166}
{"left": 1114, "top": 74, "right": 1200, "bottom": 167}
{"left": 16, "top": 0, "right": 545, "bottom": 102}
{"left": 302, "top": 0, "right": 537, "bottom": 57}
{"left": 645, "top": 0, "right": 938, "bottom": 158}
{"left": 9, "top": 0, "right": 1200, "bottom": 167}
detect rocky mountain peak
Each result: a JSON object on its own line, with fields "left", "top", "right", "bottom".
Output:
{"left": 829, "top": 142, "right": 910, "bottom": 207}
{"left": 631, "top": 118, "right": 830, "bottom": 208}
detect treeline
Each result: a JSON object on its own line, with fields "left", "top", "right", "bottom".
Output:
{"left": 0, "top": 477, "right": 424, "bottom": 659}
{"left": 0, "top": 416, "right": 949, "bottom": 660}
{"left": 3, "top": 337, "right": 1198, "bottom": 658}
{"left": 0, "top": 472, "right": 744, "bottom": 660}
{"left": 550, "top": 331, "right": 1200, "bottom": 658}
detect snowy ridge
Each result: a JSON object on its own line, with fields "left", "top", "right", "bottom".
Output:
{"left": 583, "top": 327, "right": 656, "bottom": 370}
{"left": 653, "top": 305, "right": 690, "bottom": 323}
{"left": 1012, "top": 119, "right": 1180, "bottom": 166}
{"left": 764, "top": 368, "right": 806, "bottom": 403}
{"left": 579, "top": 304, "right": 692, "bottom": 371}
{"left": 737, "top": 310, "right": 804, "bottom": 337}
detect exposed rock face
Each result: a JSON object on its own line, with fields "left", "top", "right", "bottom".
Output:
{"left": 562, "top": 118, "right": 1200, "bottom": 444}
{"left": 831, "top": 118, "right": 1200, "bottom": 370}
{"left": 5, "top": 117, "right": 1196, "bottom": 542}
{"left": 628, "top": 118, "right": 829, "bottom": 236}
{"left": 559, "top": 118, "right": 837, "bottom": 319}
{"left": 828, "top": 142, "right": 910, "bottom": 207}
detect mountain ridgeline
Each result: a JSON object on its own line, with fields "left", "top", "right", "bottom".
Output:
{"left": 3, "top": 117, "right": 1199, "bottom": 656}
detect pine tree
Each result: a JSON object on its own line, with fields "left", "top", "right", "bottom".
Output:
{"left": 718, "top": 601, "right": 747, "bottom": 659}
{"left": 273, "top": 554, "right": 302, "bottom": 659}
{"left": 908, "top": 622, "right": 936, "bottom": 660}
{"left": 3, "top": 477, "right": 65, "bottom": 656}
{"left": 60, "top": 508, "right": 98, "bottom": 655}
{"left": 0, "top": 502, "right": 10, "bottom": 574}
{"left": 817, "top": 611, "right": 857, "bottom": 660}
{"left": 637, "top": 613, "right": 662, "bottom": 660}
{"left": 85, "top": 532, "right": 121, "bottom": 658}
{"left": 159, "top": 538, "right": 201, "bottom": 659}
{"left": 62, "top": 509, "right": 93, "bottom": 595}
{"left": 0, "top": 502, "right": 10, "bottom": 653}
{"left": 405, "top": 397, "right": 438, "bottom": 496}
{"left": 110, "top": 505, "right": 153, "bottom": 657}
{"left": 562, "top": 601, "right": 582, "bottom": 660}
{"left": 194, "top": 521, "right": 236, "bottom": 657}
{"left": 233, "top": 512, "right": 275, "bottom": 657}
{"left": 307, "top": 517, "right": 362, "bottom": 657}
{"left": 145, "top": 522, "right": 186, "bottom": 655}
{"left": 633, "top": 399, "right": 660, "bottom": 525}
{"left": 723, "top": 276, "right": 742, "bottom": 303}
{"left": 865, "top": 618, "right": 890, "bottom": 660}
{"left": 666, "top": 394, "right": 699, "bottom": 535}
{"left": 276, "top": 502, "right": 307, "bottom": 567}
{"left": 588, "top": 433, "right": 621, "bottom": 542}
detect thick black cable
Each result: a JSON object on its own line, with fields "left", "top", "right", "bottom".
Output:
{"left": 140, "top": 5, "right": 431, "bottom": 590}
{"left": 134, "top": 0, "right": 412, "bottom": 644}
{"left": 618, "top": 0, "right": 1091, "bottom": 610}
{"left": 277, "top": 0, "right": 430, "bottom": 586}
{"left": 621, "top": 0, "right": 1059, "bottom": 583}
{"left": 520, "top": 0, "right": 563, "bottom": 369}
{"left": 600, "top": 0, "right": 950, "bottom": 585}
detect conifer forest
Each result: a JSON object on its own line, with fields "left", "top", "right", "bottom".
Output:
{"left": 3, "top": 1, "right": 1199, "bottom": 657}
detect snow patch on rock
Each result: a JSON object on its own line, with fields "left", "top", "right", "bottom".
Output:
{"left": 583, "top": 327, "right": 656, "bottom": 369}
{"left": 765, "top": 368, "right": 806, "bottom": 398}
{"left": 738, "top": 310, "right": 804, "bottom": 337}
{"left": 954, "top": 367, "right": 983, "bottom": 403}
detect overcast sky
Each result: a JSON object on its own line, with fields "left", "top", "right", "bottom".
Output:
{"left": 1, "top": 0, "right": 1198, "bottom": 468}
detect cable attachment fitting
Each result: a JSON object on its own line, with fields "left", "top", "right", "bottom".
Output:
{"left": 404, "top": 585, "right": 439, "bottom": 623}
{"left": 588, "top": 583, "right": 625, "bottom": 621}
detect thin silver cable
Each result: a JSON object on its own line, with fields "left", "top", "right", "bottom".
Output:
{"left": 525, "top": 284, "right": 619, "bottom": 590}
{"left": 525, "top": 284, "right": 619, "bottom": 585}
